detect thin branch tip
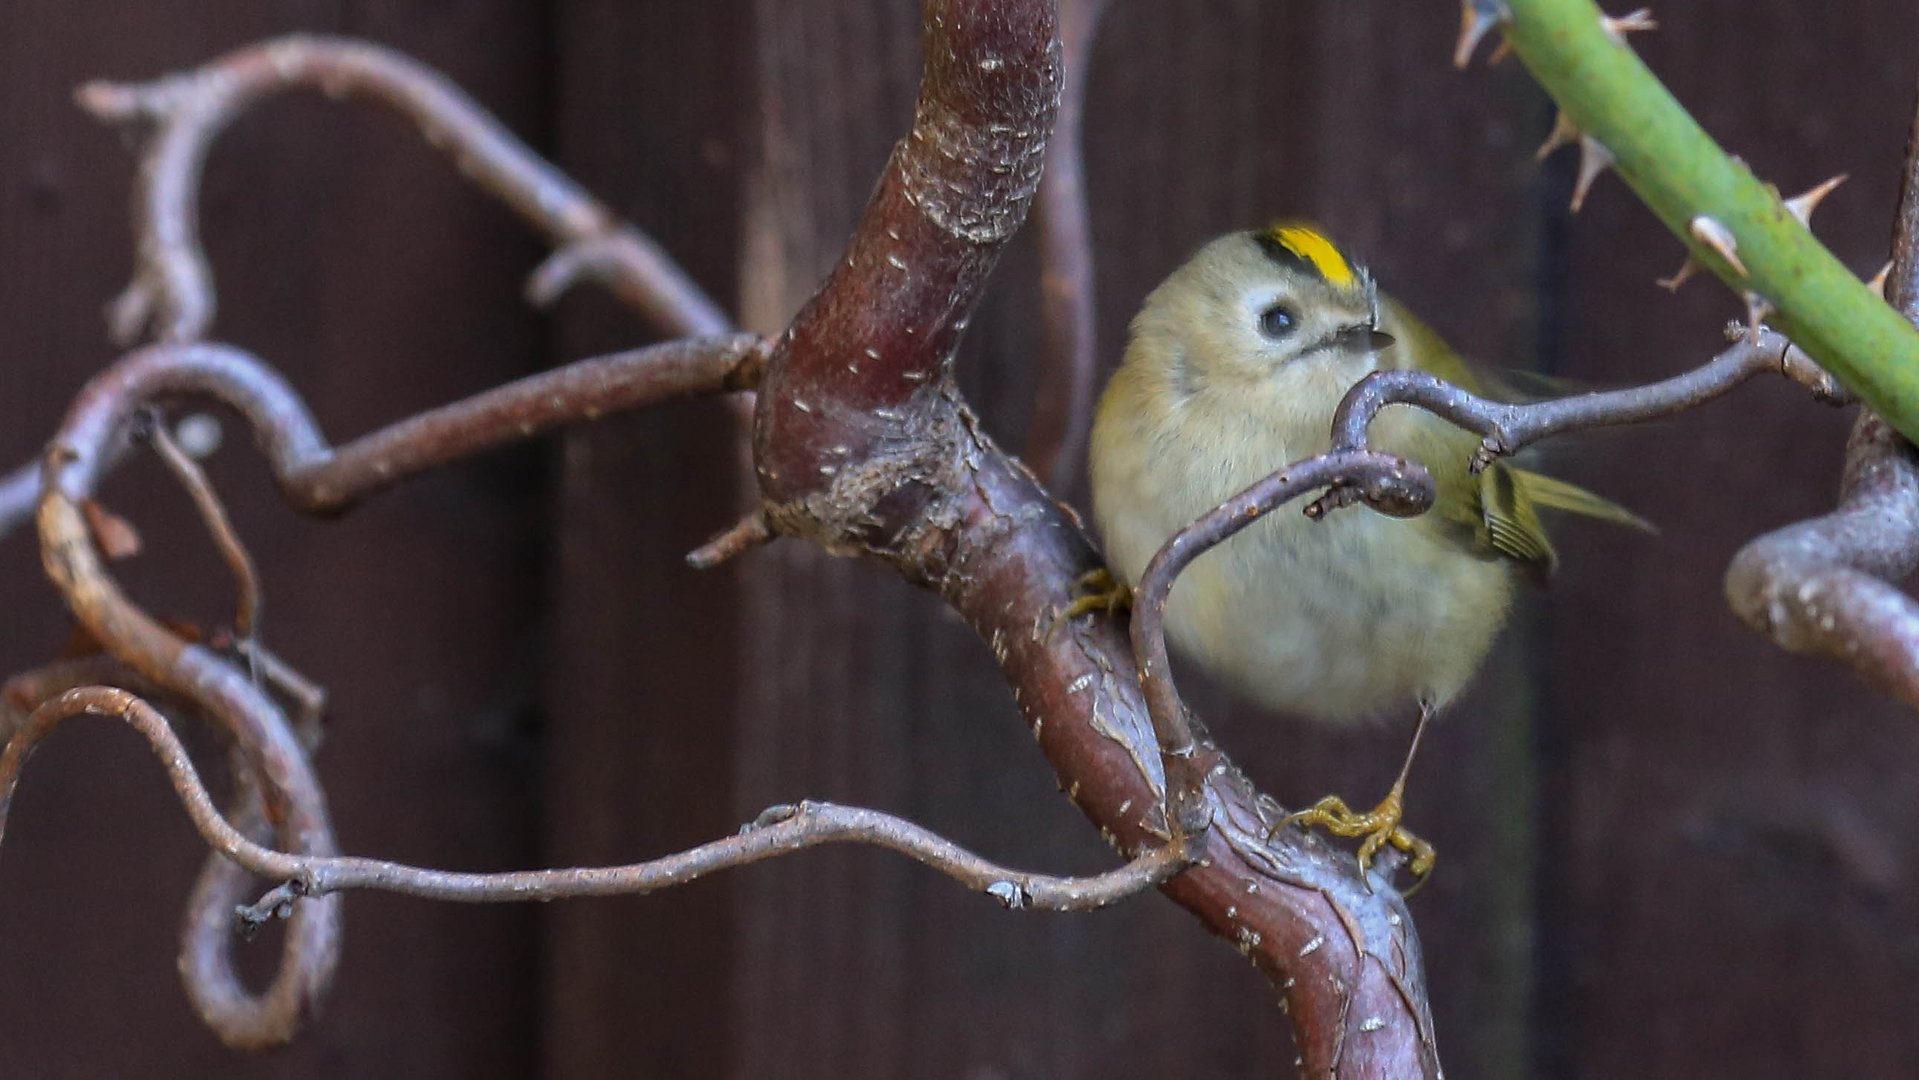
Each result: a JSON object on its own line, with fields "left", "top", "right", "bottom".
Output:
{"left": 687, "top": 513, "right": 775, "bottom": 570}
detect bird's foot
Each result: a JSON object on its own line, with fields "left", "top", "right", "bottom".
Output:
{"left": 1044, "top": 568, "right": 1133, "bottom": 643}
{"left": 1279, "top": 783, "right": 1436, "bottom": 891}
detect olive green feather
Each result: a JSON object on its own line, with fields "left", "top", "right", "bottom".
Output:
{"left": 1376, "top": 298, "right": 1651, "bottom": 581}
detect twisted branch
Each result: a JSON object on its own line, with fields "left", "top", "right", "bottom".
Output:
{"left": 3, "top": 335, "right": 763, "bottom": 548}
{"left": 5, "top": 8, "right": 1452, "bottom": 1076}
{"left": 0, "top": 687, "right": 1187, "bottom": 921}
{"left": 1724, "top": 82, "right": 1919, "bottom": 707}
{"left": 80, "top": 34, "right": 729, "bottom": 344}
{"left": 1308, "top": 325, "right": 1850, "bottom": 519}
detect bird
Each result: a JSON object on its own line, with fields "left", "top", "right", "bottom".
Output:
{"left": 1078, "top": 223, "right": 1647, "bottom": 884}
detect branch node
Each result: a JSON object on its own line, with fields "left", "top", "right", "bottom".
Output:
{"left": 687, "top": 512, "right": 775, "bottom": 570}
{"left": 1600, "top": 8, "right": 1658, "bottom": 46}
{"left": 74, "top": 79, "right": 157, "bottom": 122}
{"left": 747, "top": 802, "right": 802, "bottom": 833}
{"left": 526, "top": 237, "right": 621, "bottom": 308}
{"left": 104, "top": 281, "right": 158, "bottom": 347}
{"left": 236, "top": 880, "right": 308, "bottom": 940}
{"left": 986, "top": 880, "right": 1030, "bottom": 909}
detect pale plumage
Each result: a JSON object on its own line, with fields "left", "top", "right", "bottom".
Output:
{"left": 1087, "top": 225, "right": 1645, "bottom": 879}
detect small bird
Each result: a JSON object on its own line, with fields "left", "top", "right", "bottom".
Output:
{"left": 1083, "top": 224, "right": 1645, "bottom": 883}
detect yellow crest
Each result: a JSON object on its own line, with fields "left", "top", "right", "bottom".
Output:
{"left": 1258, "top": 224, "right": 1359, "bottom": 290}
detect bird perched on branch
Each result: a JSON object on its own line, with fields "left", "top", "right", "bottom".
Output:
{"left": 1080, "top": 224, "right": 1646, "bottom": 884}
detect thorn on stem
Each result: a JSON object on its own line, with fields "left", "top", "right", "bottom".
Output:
{"left": 1869, "top": 260, "right": 1895, "bottom": 299}
{"left": 1657, "top": 256, "right": 1700, "bottom": 292}
{"left": 1601, "top": 8, "right": 1657, "bottom": 45}
{"left": 1743, "top": 292, "right": 1774, "bottom": 343}
{"left": 1454, "top": 0, "right": 1511, "bottom": 69}
{"left": 1535, "top": 111, "right": 1580, "bottom": 163}
{"left": 1572, "top": 137, "right": 1615, "bottom": 213}
{"left": 1689, "top": 216, "right": 1748, "bottom": 276}
{"left": 1784, "top": 174, "right": 1848, "bottom": 228}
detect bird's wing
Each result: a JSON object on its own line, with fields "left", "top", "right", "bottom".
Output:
{"left": 1477, "top": 462, "right": 1557, "bottom": 583}
{"left": 1377, "top": 296, "right": 1654, "bottom": 578}
{"left": 1505, "top": 467, "right": 1657, "bottom": 534}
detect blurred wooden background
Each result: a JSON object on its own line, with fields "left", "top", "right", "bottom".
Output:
{"left": 2, "top": 2, "right": 1916, "bottom": 1076}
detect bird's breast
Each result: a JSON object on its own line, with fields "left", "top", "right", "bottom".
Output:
{"left": 1091, "top": 377, "right": 1513, "bottom": 724}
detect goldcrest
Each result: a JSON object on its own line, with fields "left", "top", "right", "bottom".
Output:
{"left": 1086, "top": 224, "right": 1644, "bottom": 879}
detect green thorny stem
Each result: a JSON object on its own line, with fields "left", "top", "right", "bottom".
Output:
{"left": 1478, "top": 0, "right": 1919, "bottom": 441}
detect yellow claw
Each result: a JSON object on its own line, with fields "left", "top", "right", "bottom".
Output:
{"left": 1045, "top": 568, "right": 1133, "bottom": 644}
{"left": 1280, "top": 783, "right": 1436, "bottom": 891}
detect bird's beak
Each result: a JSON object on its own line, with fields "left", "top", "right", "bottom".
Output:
{"left": 1327, "top": 324, "right": 1395, "bottom": 354}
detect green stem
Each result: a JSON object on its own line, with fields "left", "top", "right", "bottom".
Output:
{"left": 1500, "top": 0, "right": 1919, "bottom": 442}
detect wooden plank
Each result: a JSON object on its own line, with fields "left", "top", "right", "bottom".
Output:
{"left": 0, "top": 2, "right": 548, "bottom": 1075}
{"left": 539, "top": 2, "right": 754, "bottom": 1077}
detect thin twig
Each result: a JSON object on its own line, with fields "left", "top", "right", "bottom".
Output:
{"left": 0, "top": 687, "right": 1190, "bottom": 918}
{"left": 686, "top": 512, "right": 775, "bottom": 570}
{"left": 80, "top": 34, "right": 730, "bottom": 344}
{"left": 284, "top": 335, "right": 766, "bottom": 512}
{"left": 1317, "top": 326, "right": 1848, "bottom": 512}
{"left": 139, "top": 412, "right": 261, "bottom": 639}
{"left": 20, "top": 337, "right": 763, "bottom": 531}
{"left": 34, "top": 363, "right": 342, "bottom": 1050}
{"left": 8, "top": 11, "right": 1447, "bottom": 1074}
{"left": 1130, "top": 451, "right": 1435, "bottom": 846}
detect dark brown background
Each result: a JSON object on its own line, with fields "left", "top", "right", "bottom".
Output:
{"left": 2, "top": 2, "right": 1915, "bottom": 1077}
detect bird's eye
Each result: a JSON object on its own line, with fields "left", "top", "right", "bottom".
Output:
{"left": 1258, "top": 304, "right": 1297, "bottom": 340}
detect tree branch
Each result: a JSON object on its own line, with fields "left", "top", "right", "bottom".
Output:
{"left": 79, "top": 34, "right": 730, "bottom": 344}
{"left": 3, "top": 335, "right": 762, "bottom": 549}
{"left": 8, "top": 10, "right": 1452, "bottom": 1074}
{"left": 748, "top": 3, "right": 1438, "bottom": 1075}
{"left": 1724, "top": 80, "right": 1919, "bottom": 708}
{"left": 0, "top": 687, "right": 1188, "bottom": 923}
{"left": 20, "top": 333, "right": 756, "bottom": 1047}
{"left": 1311, "top": 324, "right": 1848, "bottom": 519}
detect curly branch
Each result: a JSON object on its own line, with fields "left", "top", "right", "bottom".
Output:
{"left": 1723, "top": 82, "right": 1919, "bottom": 707}
{"left": 9, "top": 9, "right": 1450, "bottom": 1075}
{"left": 138, "top": 411, "right": 261, "bottom": 638}
{"left": 1314, "top": 325, "right": 1848, "bottom": 513}
{"left": 1132, "top": 451, "right": 1435, "bottom": 782}
{"left": 0, "top": 687, "right": 1188, "bottom": 922}
{"left": 22, "top": 333, "right": 755, "bottom": 1047}
{"left": 748, "top": 3, "right": 1438, "bottom": 1075}
{"left": 80, "top": 34, "right": 729, "bottom": 344}
{"left": 4, "top": 335, "right": 762, "bottom": 547}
